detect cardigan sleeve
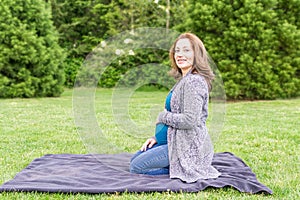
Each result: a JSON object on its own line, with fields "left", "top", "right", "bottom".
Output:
{"left": 157, "top": 74, "right": 208, "bottom": 130}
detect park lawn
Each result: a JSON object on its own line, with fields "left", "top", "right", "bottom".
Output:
{"left": 0, "top": 88, "right": 299, "bottom": 200}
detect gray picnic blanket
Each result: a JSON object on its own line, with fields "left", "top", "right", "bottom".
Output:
{"left": 0, "top": 152, "right": 272, "bottom": 194}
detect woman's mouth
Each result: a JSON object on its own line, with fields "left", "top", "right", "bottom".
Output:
{"left": 177, "top": 59, "right": 187, "bottom": 64}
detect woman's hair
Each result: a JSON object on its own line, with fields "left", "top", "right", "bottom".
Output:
{"left": 169, "top": 33, "right": 215, "bottom": 91}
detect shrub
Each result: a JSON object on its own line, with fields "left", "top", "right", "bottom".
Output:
{"left": 64, "top": 58, "right": 84, "bottom": 88}
{"left": 180, "top": 0, "right": 300, "bottom": 99}
{"left": 0, "top": 0, "right": 65, "bottom": 98}
{"left": 75, "top": 46, "right": 175, "bottom": 90}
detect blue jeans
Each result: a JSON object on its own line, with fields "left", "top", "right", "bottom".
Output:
{"left": 130, "top": 144, "right": 169, "bottom": 175}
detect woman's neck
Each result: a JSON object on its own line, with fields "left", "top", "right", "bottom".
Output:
{"left": 181, "top": 67, "right": 192, "bottom": 77}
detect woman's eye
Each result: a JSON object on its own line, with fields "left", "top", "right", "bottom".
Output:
{"left": 183, "top": 49, "right": 190, "bottom": 52}
{"left": 175, "top": 49, "right": 180, "bottom": 53}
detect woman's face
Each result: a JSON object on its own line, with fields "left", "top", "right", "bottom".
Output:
{"left": 174, "top": 38, "right": 194, "bottom": 72}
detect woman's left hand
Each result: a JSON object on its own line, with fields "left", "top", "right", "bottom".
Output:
{"left": 140, "top": 137, "right": 157, "bottom": 151}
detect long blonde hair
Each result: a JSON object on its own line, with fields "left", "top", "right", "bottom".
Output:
{"left": 169, "top": 33, "right": 215, "bottom": 91}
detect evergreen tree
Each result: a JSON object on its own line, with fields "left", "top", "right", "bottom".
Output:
{"left": 0, "top": 0, "right": 65, "bottom": 98}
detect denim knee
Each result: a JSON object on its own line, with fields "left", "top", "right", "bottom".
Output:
{"left": 129, "top": 160, "right": 139, "bottom": 174}
{"left": 129, "top": 144, "right": 169, "bottom": 174}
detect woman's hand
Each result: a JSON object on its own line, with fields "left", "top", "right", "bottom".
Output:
{"left": 140, "top": 137, "right": 157, "bottom": 151}
{"left": 156, "top": 109, "right": 167, "bottom": 125}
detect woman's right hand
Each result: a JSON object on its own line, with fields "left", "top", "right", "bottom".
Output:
{"left": 140, "top": 137, "right": 157, "bottom": 152}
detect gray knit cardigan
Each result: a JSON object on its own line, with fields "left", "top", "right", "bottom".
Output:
{"left": 158, "top": 72, "right": 221, "bottom": 183}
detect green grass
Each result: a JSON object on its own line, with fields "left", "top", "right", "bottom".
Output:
{"left": 0, "top": 88, "right": 299, "bottom": 199}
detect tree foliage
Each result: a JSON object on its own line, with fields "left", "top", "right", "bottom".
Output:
{"left": 0, "top": 0, "right": 65, "bottom": 98}
{"left": 179, "top": 0, "right": 300, "bottom": 99}
{"left": 50, "top": 0, "right": 184, "bottom": 88}
{"left": 1, "top": 0, "right": 299, "bottom": 99}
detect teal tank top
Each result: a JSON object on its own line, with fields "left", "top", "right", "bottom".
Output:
{"left": 155, "top": 91, "right": 172, "bottom": 145}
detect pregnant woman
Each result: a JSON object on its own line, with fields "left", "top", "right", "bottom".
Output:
{"left": 129, "top": 32, "right": 221, "bottom": 183}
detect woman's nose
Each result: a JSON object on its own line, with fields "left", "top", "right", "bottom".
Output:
{"left": 175, "top": 52, "right": 183, "bottom": 57}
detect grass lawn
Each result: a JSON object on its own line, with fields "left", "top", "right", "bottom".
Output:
{"left": 0, "top": 88, "right": 299, "bottom": 199}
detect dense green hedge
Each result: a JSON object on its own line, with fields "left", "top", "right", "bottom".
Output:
{"left": 64, "top": 0, "right": 299, "bottom": 99}
{"left": 99, "top": 49, "right": 175, "bottom": 89}
{"left": 1, "top": 0, "right": 299, "bottom": 99}
{"left": 179, "top": 0, "right": 300, "bottom": 99}
{"left": 0, "top": 0, "right": 65, "bottom": 98}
